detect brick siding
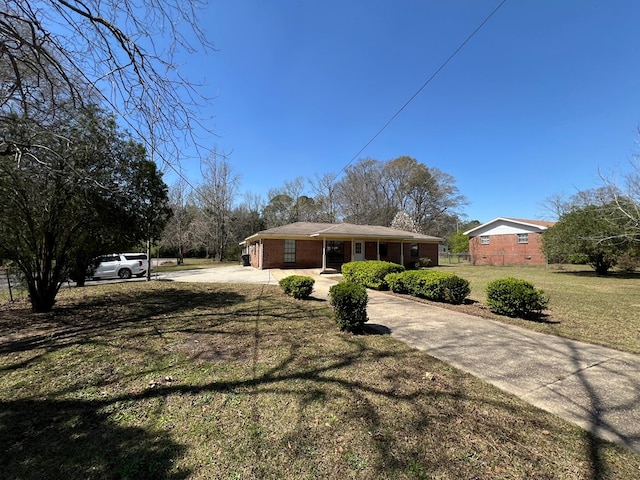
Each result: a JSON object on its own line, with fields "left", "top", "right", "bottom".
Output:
{"left": 248, "top": 239, "right": 440, "bottom": 269}
{"left": 469, "top": 233, "right": 547, "bottom": 265}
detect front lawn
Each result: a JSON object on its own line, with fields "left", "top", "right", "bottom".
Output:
{"left": 1, "top": 282, "right": 638, "bottom": 479}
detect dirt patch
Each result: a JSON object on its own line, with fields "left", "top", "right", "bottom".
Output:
{"left": 174, "top": 333, "right": 251, "bottom": 363}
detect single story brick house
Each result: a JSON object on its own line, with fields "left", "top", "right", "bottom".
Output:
{"left": 240, "top": 222, "right": 442, "bottom": 271}
{"left": 464, "top": 217, "right": 555, "bottom": 266}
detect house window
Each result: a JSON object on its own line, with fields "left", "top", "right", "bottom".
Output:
{"left": 355, "top": 242, "right": 362, "bottom": 255}
{"left": 284, "top": 239, "right": 296, "bottom": 263}
{"left": 410, "top": 243, "right": 419, "bottom": 258}
{"left": 379, "top": 243, "right": 387, "bottom": 257}
{"left": 517, "top": 233, "right": 529, "bottom": 244}
{"left": 480, "top": 236, "right": 490, "bottom": 245}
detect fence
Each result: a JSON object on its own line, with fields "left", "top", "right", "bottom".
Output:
{"left": 0, "top": 266, "right": 27, "bottom": 305}
{"left": 439, "top": 253, "right": 471, "bottom": 264}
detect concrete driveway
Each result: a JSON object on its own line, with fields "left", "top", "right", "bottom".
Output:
{"left": 161, "top": 264, "right": 279, "bottom": 284}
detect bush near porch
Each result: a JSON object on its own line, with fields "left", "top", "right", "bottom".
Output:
{"left": 341, "top": 261, "right": 405, "bottom": 290}
{"left": 385, "top": 270, "right": 471, "bottom": 305}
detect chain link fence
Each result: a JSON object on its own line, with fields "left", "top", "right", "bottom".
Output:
{"left": 439, "top": 253, "right": 471, "bottom": 264}
{"left": 0, "top": 265, "right": 28, "bottom": 305}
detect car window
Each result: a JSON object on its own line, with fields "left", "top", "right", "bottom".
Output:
{"left": 101, "top": 255, "right": 120, "bottom": 263}
{"left": 123, "top": 254, "right": 147, "bottom": 260}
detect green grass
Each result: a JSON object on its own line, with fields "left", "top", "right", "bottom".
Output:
{"left": 1, "top": 282, "right": 639, "bottom": 479}
{"left": 431, "top": 264, "right": 640, "bottom": 354}
{"left": 153, "top": 258, "right": 237, "bottom": 273}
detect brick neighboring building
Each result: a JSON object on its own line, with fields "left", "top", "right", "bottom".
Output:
{"left": 464, "top": 218, "right": 555, "bottom": 266}
{"left": 240, "top": 222, "right": 442, "bottom": 271}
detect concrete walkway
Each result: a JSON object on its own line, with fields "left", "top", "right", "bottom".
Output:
{"left": 170, "top": 266, "right": 640, "bottom": 454}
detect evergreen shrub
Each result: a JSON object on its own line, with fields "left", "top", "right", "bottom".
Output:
{"left": 329, "top": 281, "right": 368, "bottom": 332}
{"left": 385, "top": 270, "right": 470, "bottom": 304}
{"left": 341, "top": 261, "right": 405, "bottom": 290}
{"left": 278, "top": 275, "right": 315, "bottom": 299}
{"left": 486, "top": 277, "right": 549, "bottom": 319}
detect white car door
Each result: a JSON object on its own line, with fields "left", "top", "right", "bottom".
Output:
{"left": 94, "top": 255, "right": 120, "bottom": 278}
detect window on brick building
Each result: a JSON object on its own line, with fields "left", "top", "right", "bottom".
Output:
{"left": 480, "top": 236, "right": 490, "bottom": 245}
{"left": 410, "top": 243, "right": 419, "bottom": 258}
{"left": 379, "top": 242, "right": 387, "bottom": 257}
{"left": 517, "top": 233, "right": 529, "bottom": 244}
{"left": 284, "top": 239, "right": 296, "bottom": 263}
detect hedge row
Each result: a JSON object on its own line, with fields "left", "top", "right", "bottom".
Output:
{"left": 341, "top": 261, "right": 405, "bottom": 290}
{"left": 385, "top": 270, "right": 470, "bottom": 305}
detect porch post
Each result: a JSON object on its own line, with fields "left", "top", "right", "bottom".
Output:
{"left": 400, "top": 241, "right": 404, "bottom": 266}
{"left": 259, "top": 239, "right": 264, "bottom": 269}
{"left": 377, "top": 239, "right": 380, "bottom": 261}
{"left": 322, "top": 238, "right": 327, "bottom": 272}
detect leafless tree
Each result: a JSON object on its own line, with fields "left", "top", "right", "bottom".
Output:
{"left": 1, "top": 0, "right": 213, "bottom": 168}
{"left": 334, "top": 156, "right": 466, "bottom": 235}
{"left": 308, "top": 172, "right": 339, "bottom": 223}
{"left": 197, "top": 150, "right": 239, "bottom": 261}
{"left": 161, "top": 179, "right": 199, "bottom": 263}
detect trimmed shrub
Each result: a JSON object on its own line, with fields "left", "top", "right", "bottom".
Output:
{"left": 385, "top": 270, "right": 470, "bottom": 304}
{"left": 384, "top": 272, "right": 408, "bottom": 294}
{"left": 341, "top": 261, "right": 405, "bottom": 290}
{"left": 486, "top": 277, "right": 549, "bottom": 319}
{"left": 329, "top": 281, "right": 368, "bottom": 332}
{"left": 441, "top": 275, "right": 471, "bottom": 305}
{"left": 278, "top": 275, "right": 315, "bottom": 299}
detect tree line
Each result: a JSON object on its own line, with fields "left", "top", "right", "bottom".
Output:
{"left": 158, "top": 155, "right": 471, "bottom": 262}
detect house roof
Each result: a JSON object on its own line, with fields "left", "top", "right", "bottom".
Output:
{"left": 464, "top": 217, "right": 555, "bottom": 236}
{"left": 241, "top": 222, "right": 443, "bottom": 244}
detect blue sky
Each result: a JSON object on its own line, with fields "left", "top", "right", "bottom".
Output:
{"left": 171, "top": 0, "right": 640, "bottom": 223}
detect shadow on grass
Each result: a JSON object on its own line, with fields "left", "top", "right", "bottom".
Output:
{"left": 0, "top": 286, "right": 247, "bottom": 357}
{"left": 1, "top": 283, "right": 637, "bottom": 479}
{"left": 552, "top": 269, "right": 640, "bottom": 280}
{"left": 0, "top": 399, "right": 189, "bottom": 480}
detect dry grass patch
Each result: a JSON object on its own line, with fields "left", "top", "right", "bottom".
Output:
{"left": 1, "top": 281, "right": 639, "bottom": 479}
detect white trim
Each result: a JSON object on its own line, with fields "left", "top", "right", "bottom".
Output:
{"left": 322, "top": 239, "right": 327, "bottom": 271}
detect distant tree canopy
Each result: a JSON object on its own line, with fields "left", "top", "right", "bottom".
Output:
{"left": 541, "top": 199, "right": 639, "bottom": 275}
{"left": 0, "top": 104, "right": 170, "bottom": 312}
{"left": 254, "top": 156, "right": 467, "bottom": 237}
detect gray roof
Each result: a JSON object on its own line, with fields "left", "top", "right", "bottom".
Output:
{"left": 242, "top": 222, "right": 442, "bottom": 243}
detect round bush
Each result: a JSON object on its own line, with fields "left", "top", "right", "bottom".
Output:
{"left": 486, "top": 277, "right": 548, "bottom": 319}
{"left": 278, "top": 275, "right": 315, "bottom": 299}
{"left": 329, "top": 281, "right": 368, "bottom": 332}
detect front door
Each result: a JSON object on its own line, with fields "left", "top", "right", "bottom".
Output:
{"left": 326, "top": 241, "right": 344, "bottom": 268}
{"left": 353, "top": 241, "right": 365, "bottom": 261}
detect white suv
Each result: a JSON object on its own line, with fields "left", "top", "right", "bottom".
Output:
{"left": 88, "top": 253, "right": 149, "bottom": 280}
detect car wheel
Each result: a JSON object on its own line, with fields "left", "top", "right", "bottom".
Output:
{"left": 118, "top": 268, "right": 132, "bottom": 279}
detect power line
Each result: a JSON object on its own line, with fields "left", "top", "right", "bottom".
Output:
{"left": 334, "top": 0, "right": 509, "bottom": 179}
